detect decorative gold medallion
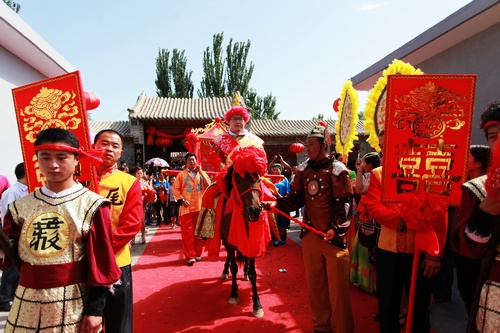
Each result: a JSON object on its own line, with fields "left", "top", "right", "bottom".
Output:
{"left": 25, "top": 211, "right": 70, "bottom": 258}
{"left": 307, "top": 179, "right": 321, "bottom": 197}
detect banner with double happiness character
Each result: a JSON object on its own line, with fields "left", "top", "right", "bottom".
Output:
{"left": 382, "top": 74, "right": 476, "bottom": 206}
{"left": 12, "top": 71, "right": 99, "bottom": 193}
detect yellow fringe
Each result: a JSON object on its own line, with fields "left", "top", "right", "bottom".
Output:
{"left": 335, "top": 79, "right": 359, "bottom": 159}
{"left": 363, "top": 59, "right": 423, "bottom": 151}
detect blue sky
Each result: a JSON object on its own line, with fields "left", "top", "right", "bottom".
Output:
{"left": 18, "top": 0, "right": 471, "bottom": 122}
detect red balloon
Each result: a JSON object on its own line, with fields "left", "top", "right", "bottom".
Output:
{"left": 333, "top": 98, "right": 340, "bottom": 112}
{"left": 289, "top": 142, "right": 305, "bottom": 154}
{"left": 155, "top": 137, "right": 173, "bottom": 148}
{"left": 84, "top": 91, "right": 100, "bottom": 111}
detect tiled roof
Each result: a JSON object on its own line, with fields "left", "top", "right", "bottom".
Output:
{"left": 89, "top": 120, "right": 131, "bottom": 138}
{"left": 87, "top": 118, "right": 366, "bottom": 139}
{"left": 127, "top": 92, "right": 366, "bottom": 136}
{"left": 128, "top": 92, "right": 234, "bottom": 121}
{"left": 250, "top": 119, "right": 366, "bottom": 137}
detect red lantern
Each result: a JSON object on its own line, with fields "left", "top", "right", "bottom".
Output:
{"left": 289, "top": 142, "right": 305, "bottom": 154}
{"left": 155, "top": 137, "right": 173, "bottom": 148}
{"left": 333, "top": 98, "right": 340, "bottom": 112}
{"left": 84, "top": 91, "right": 100, "bottom": 111}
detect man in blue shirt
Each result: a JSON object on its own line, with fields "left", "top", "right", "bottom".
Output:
{"left": 269, "top": 163, "right": 291, "bottom": 246}
{"left": 153, "top": 171, "right": 170, "bottom": 226}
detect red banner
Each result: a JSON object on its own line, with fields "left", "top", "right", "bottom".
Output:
{"left": 382, "top": 74, "right": 476, "bottom": 206}
{"left": 12, "top": 71, "right": 98, "bottom": 192}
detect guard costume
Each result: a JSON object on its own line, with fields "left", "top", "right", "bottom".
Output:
{"left": 3, "top": 184, "right": 120, "bottom": 333}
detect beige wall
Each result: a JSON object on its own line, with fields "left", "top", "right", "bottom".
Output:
{"left": 417, "top": 22, "right": 500, "bottom": 145}
{"left": 0, "top": 46, "right": 45, "bottom": 183}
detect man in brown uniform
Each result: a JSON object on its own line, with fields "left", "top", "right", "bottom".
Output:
{"left": 265, "top": 121, "right": 354, "bottom": 333}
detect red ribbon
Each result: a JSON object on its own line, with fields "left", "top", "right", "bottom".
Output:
{"left": 34, "top": 144, "right": 103, "bottom": 166}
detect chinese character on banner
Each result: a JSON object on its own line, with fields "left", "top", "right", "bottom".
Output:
{"left": 12, "top": 71, "right": 99, "bottom": 193}
{"left": 382, "top": 74, "right": 476, "bottom": 206}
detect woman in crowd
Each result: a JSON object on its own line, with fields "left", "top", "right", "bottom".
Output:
{"left": 131, "top": 166, "right": 157, "bottom": 244}
{"left": 350, "top": 152, "right": 381, "bottom": 293}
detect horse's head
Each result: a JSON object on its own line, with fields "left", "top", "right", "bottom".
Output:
{"left": 232, "top": 170, "right": 262, "bottom": 222}
{"left": 222, "top": 145, "right": 268, "bottom": 223}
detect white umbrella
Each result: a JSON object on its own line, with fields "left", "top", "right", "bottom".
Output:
{"left": 145, "top": 157, "right": 169, "bottom": 167}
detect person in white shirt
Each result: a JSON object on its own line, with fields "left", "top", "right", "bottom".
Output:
{"left": 0, "top": 163, "right": 28, "bottom": 311}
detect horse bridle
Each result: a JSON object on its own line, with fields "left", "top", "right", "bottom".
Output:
{"left": 231, "top": 173, "right": 263, "bottom": 210}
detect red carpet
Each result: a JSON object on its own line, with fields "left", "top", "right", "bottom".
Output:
{"left": 132, "top": 226, "right": 379, "bottom": 333}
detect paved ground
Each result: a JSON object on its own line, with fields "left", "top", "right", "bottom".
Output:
{"left": 0, "top": 220, "right": 469, "bottom": 332}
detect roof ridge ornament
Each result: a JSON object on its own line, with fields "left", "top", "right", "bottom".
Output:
{"left": 232, "top": 92, "right": 242, "bottom": 106}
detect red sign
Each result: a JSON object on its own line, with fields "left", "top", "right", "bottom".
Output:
{"left": 12, "top": 71, "right": 98, "bottom": 192}
{"left": 382, "top": 74, "right": 476, "bottom": 206}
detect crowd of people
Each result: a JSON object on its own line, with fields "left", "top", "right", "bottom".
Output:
{"left": 0, "top": 101, "right": 499, "bottom": 333}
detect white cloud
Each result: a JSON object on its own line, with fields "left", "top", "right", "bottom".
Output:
{"left": 358, "top": 2, "right": 385, "bottom": 11}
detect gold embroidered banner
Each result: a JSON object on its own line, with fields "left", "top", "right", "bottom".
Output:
{"left": 12, "top": 71, "right": 98, "bottom": 192}
{"left": 382, "top": 74, "right": 476, "bottom": 206}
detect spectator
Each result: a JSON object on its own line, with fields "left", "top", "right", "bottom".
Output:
{"left": 130, "top": 166, "right": 156, "bottom": 245}
{"left": 350, "top": 152, "right": 381, "bottom": 294}
{"left": 119, "top": 160, "right": 130, "bottom": 173}
{"left": 169, "top": 176, "right": 180, "bottom": 228}
{"left": 153, "top": 171, "right": 169, "bottom": 226}
{"left": 0, "top": 175, "right": 8, "bottom": 196}
{"left": 0, "top": 163, "right": 27, "bottom": 311}
{"left": 450, "top": 145, "right": 490, "bottom": 313}
{"left": 268, "top": 154, "right": 292, "bottom": 176}
{"left": 269, "top": 163, "right": 291, "bottom": 246}
{"left": 0, "top": 174, "right": 10, "bottom": 218}
{"left": 454, "top": 101, "right": 500, "bottom": 332}
{"left": 290, "top": 166, "right": 302, "bottom": 218}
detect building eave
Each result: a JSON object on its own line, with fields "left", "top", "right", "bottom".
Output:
{"left": 0, "top": 3, "right": 75, "bottom": 77}
{"left": 351, "top": 0, "right": 500, "bottom": 90}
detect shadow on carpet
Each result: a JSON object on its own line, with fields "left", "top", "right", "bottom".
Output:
{"left": 132, "top": 226, "right": 379, "bottom": 333}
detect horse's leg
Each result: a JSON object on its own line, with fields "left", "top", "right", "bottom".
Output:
{"left": 247, "top": 257, "right": 264, "bottom": 318}
{"left": 243, "top": 257, "right": 250, "bottom": 281}
{"left": 227, "top": 248, "right": 239, "bottom": 305}
{"left": 221, "top": 256, "right": 230, "bottom": 280}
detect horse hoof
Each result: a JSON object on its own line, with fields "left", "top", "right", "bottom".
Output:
{"left": 243, "top": 274, "right": 250, "bottom": 281}
{"left": 221, "top": 273, "right": 229, "bottom": 280}
{"left": 228, "top": 297, "right": 239, "bottom": 305}
{"left": 253, "top": 308, "right": 264, "bottom": 318}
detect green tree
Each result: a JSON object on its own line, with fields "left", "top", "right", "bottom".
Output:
{"left": 313, "top": 113, "right": 325, "bottom": 120}
{"left": 225, "top": 38, "right": 254, "bottom": 97}
{"left": 245, "top": 89, "right": 261, "bottom": 119}
{"left": 170, "top": 49, "right": 194, "bottom": 98}
{"left": 198, "top": 32, "right": 279, "bottom": 119}
{"left": 245, "top": 88, "right": 280, "bottom": 120}
{"left": 261, "top": 93, "right": 279, "bottom": 120}
{"left": 198, "top": 33, "right": 225, "bottom": 98}
{"left": 3, "top": 0, "right": 21, "bottom": 13}
{"left": 155, "top": 48, "right": 171, "bottom": 98}
{"left": 358, "top": 112, "right": 366, "bottom": 121}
